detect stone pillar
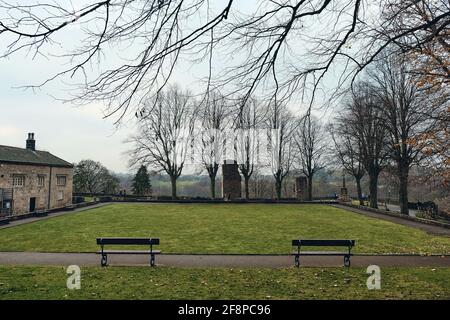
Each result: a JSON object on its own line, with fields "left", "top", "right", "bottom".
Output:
{"left": 340, "top": 175, "right": 350, "bottom": 202}
{"left": 222, "top": 160, "right": 242, "bottom": 200}
{"left": 295, "top": 176, "right": 308, "bottom": 201}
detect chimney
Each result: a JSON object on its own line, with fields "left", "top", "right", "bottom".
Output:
{"left": 26, "top": 133, "right": 36, "bottom": 151}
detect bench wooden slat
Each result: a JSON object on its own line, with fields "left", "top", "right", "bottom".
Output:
{"left": 292, "top": 239, "right": 355, "bottom": 247}
{"left": 291, "top": 251, "right": 353, "bottom": 256}
{"left": 96, "top": 238, "right": 160, "bottom": 245}
{"left": 97, "top": 250, "right": 161, "bottom": 255}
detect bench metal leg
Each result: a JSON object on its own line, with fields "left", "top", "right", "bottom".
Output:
{"left": 150, "top": 254, "right": 155, "bottom": 267}
{"left": 294, "top": 254, "right": 300, "bottom": 268}
{"left": 101, "top": 254, "right": 108, "bottom": 267}
{"left": 344, "top": 255, "right": 351, "bottom": 268}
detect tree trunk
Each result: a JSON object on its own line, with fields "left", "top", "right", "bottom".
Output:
{"left": 275, "top": 179, "right": 282, "bottom": 200}
{"left": 170, "top": 176, "right": 177, "bottom": 200}
{"left": 209, "top": 175, "right": 216, "bottom": 199}
{"left": 398, "top": 165, "right": 409, "bottom": 215}
{"left": 307, "top": 177, "right": 313, "bottom": 201}
{"left": 356, "top": 177, "right": 363, "bottom": 206}
{"left": 244, "top": 176, "right": 250, "bottom": 199}
{"left": 368, "top": 173, "right": 378, "bottom": 209}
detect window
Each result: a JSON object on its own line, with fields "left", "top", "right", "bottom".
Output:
{"left": 56, "top": 175, "right": 67, "bottom": 186}
{"left": 12, "top": 175, "right": 25, "bottom": 187}
{"left": 38, "top": 175, "right": 45, "bottom": 187}
{"left": 57, "top": 191, "right": 64, "bottom": 201}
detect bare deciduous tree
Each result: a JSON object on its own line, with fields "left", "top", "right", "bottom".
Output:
{"left": 267, "top": 104, "right": 297, "bottom": 200}
{"left": 369, "top": 52, "right": 437, "bottom": 214}
{"left": 347, "top": 82, "right": 389, "bottom": 209}
{"left": 234, "top": 97, "right": 266, "bottom": 199}
{"left": 379, "top": 1, "right": 450, "bottom": 189}
{"left": 295, "top": 115, "right": 328, "bottom": 201}
{"left": 128, "top": 86, "right": 195, "bottom": 199}
{"left": 1, "top": 1, "right": 447, "bottom": 119}
{"left": 249, "top": 169, "right": 275, "bottom": 199}
{"left": 199, "top": 91, "right": 229, "bottom": 199}
{"left": 379, "top": 0, "right": 450, "bottom": 90}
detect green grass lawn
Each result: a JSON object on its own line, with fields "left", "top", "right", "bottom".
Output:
{"left": 0, "top": 203, "right": 449, "bottom": 254}
{"left": 0, "top": 265, "right": 449, "bottom": 299}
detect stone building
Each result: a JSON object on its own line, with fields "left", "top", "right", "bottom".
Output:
{"left": 222, "top": 160, "right": 242, "bottom": 199}
{"left": 0, "top": 133, "right": 73, "bottom": 215}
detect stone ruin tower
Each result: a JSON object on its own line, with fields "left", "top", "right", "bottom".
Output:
{"left": 295, "top": 176, "right": 308, "bottom": 201}
{"left": 222, "top": 160, "right": 242, "bottom": 200}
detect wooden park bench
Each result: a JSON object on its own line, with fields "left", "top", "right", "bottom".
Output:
{"left": 292, "top": 239, "right": 355, "bottom": 267}
{"left": 96, "top": 237, "right": 161, "bottom": 267}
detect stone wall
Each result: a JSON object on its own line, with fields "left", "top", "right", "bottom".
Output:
{"left": 0, "top": 163, "right": 73, "bottom": 215}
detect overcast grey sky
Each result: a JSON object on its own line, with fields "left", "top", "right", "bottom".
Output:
{"left": 0, "top": 0, "right": 342, "bottom": 174}
{"left": 0, "top": 0, "right": 203, "bottom": 174}
{"left": 0, "top": 35, "right": 221, "bottom": 174}
{"left": 0, "top": 1, "right": 237, "bottom": 173}
{"left": 0, "top": 53, "right": 136, "bottom": 173}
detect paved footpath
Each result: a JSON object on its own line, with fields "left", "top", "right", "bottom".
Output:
{"left": 0, "top": 203, "right": 110, "bottom": 230}
{"left": 0, "top": 252, "right": 450, "bottom": 267}
{"left": 333, "top": 204, "right": 450, "bottom": 236}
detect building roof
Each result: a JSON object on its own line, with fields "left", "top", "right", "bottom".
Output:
{"left": 0, "top": 145, "right": 73, "bottom": 168}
